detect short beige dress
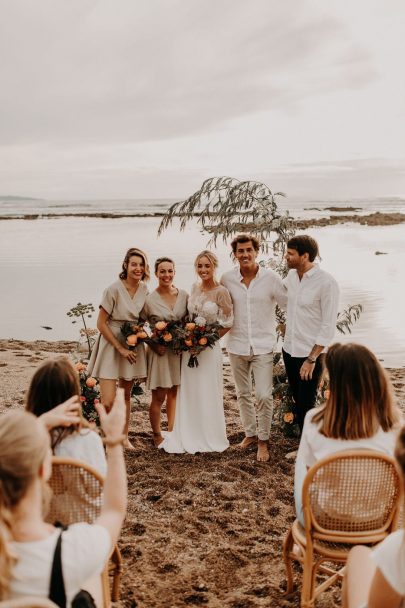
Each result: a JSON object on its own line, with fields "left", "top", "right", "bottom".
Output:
{"left": 87, "top": 279, "right": 148, "bottom": 381}
{"left": 143, "top": 289, "right": 188, "bottom": 390}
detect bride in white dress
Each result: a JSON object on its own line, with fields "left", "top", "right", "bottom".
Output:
{"left": 160, "top": 250, "right": 233, "bottom": 454}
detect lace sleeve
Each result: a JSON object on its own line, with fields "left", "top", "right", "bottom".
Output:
{"left": 216, "top": 286, "right": 233, "bottom": 328}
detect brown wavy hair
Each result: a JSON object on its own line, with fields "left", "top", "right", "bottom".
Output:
{"left": 25, "top": 357, "right": 88, "bottom": 449}
{"left": 312, "top": 343, "right": 401, "bottom": 439}
{"left": 119, "top": 247, "right": 150, "bottom": 282}
{"left": 230, "top": 233, "right": 260, "bottom": 254}
{"left": 0, "top": 411, "right": 50, "bottom": 599}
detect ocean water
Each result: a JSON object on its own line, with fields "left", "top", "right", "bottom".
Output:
{"left": 0, "top": 211, "right": 404, "bottom": 367}
{"left": 1, "top": 195, "right": 405, "bottom": 220}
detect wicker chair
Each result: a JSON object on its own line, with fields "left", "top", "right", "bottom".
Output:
{"left": 282, "top": 450, "right": 403, "bottom": 608}
{"left": 45, "top": 457, "right": 122, "bottom": 607}
{"left": 0, "top": 600, "right": 58, "bottom": 608}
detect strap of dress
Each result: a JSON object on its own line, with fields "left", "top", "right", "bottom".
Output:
{"left": 49, "top": 529, "right": 67, "bottom": 608}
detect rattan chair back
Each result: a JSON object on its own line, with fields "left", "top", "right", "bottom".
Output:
{"left": 46, "top": 457, "right": 103, "bottom": 525}
{"left": 302, "top": 450, "right": 402, "bottom": 540}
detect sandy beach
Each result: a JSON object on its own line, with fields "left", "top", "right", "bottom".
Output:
{"left": 0, "top": 338, "right": 404, "bottom": 607}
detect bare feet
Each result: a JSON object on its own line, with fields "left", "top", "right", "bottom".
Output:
{"left": 153, "top": 432, "right": 164, "bottom": 447}
{"left": 257, "top": 440, "right": 270, "bottom": 462}
{"left": 238, "top": 435, "right": 257, "bottom": 449}
{"left": 124, "top": 438, "right": 136, "bottom": 451}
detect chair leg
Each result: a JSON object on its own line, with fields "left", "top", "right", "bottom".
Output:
{"left": 110, "top": 545, "right": 122, "bottom": 602}
{"left": 301, "top": 549, "right": 315, "bottom": 608}
{"left": 282, "top": 527, "right": 295, "bottom": 594}
{"left": 101, "top": 566, "right": 111, "bottom": 608}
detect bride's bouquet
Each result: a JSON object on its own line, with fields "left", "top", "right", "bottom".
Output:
{"left": 182, "top": 315, "right": 221, "bottom": 368}
{"left": 120, "top": 320, "right": 152, "bottom": 350}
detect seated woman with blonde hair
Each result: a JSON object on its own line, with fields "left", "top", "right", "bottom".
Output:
{"left": 0, "top": 389, "right": 127, "bottom": 605}
{"left": 342, "top": 425, "right": 405, "bottom": 608}
{"left": 294, "top": 342, "right": 403, "bottom": 525}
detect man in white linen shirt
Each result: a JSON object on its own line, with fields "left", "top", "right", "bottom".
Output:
{"left": 221, "top": 234, "right": 287, "bottom": 462}
{"left": 283, "top": 235, "right": 339, "bottom": 431}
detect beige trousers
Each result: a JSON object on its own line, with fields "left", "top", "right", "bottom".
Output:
{"left": 228, "top": 352, "right": 273, "bottom": 441}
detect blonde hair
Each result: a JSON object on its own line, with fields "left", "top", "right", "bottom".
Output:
{"left": 312, "top": 343, "right": 401, "bottom": 439}
{"left": 0, "top": 411, "right": 49, "bottom": 599}
{"left": 26, "top": 357, "right": 88, "bottom": 449}
{"left": 194, "top": 250, "right": 219, "bottom": 275}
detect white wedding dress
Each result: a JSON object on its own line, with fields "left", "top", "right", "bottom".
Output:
{"left": 159, "top": 283, "right": 233, "bottom": 454}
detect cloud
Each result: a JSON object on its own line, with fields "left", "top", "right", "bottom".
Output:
{"left": 0, "top": 0, "right": 375, "bottom": 146}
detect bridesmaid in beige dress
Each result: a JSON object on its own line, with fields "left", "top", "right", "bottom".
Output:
{"left": 142, "top": 257, "right": 188, "bottom": 446}
{"left": 88, "top": 247, "right": 149, "bottom": 450}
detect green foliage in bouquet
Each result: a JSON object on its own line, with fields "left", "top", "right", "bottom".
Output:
{"left": 74, "top": 361, "right": 100, "bottom": 426}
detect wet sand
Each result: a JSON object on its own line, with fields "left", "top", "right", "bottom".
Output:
{"left": 0, "top": 339, "right": 404, "bottom": 607}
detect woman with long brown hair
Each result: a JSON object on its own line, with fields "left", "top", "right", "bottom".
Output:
{"left": 26, "top": 357, "right": 106, "bottom": 476}
{"left": 88, "top": 247, "right": 150, "bottom": 450}
{"left": 0, "top": 389, "right": 127, "bottom": 604}
{"left": 294, "top": 342, "right": 402, "bottom": 525}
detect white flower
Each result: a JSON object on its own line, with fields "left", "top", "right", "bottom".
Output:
{"left": 194, "top": 316, "right": 207, "bottom": 326}
{"left": 142, "top": 322, "right": 153, "bottom": 337}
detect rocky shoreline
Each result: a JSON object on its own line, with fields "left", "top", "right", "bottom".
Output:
{"left": 1, "top": 211, "right": 405, "bottom": 228}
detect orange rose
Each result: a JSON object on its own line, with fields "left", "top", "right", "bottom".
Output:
{"left": 86, "top": 377, "right": 97, "bottom": 388}
{"left": 163, "top": 332, "right": 173, "bottom": 342}
{"left": 155, "top": 321, "right": 167, "bottom": 331}
{"left": 198, "top": 337, "right": 208, "bottom": 346}
{"left": 284, "top": 412, "right": 294, "bottom": 424}
{"left": 185, "top": 322, "right": 196, "bottom": 331}
{"left": 126, "top": 334, "right": 138, "bottom": 346}
{"left": 184, "top": 338, "right": 193, "bottom": 347}
{"left": 136, "top": 331, "right": 148, "bottom": 339}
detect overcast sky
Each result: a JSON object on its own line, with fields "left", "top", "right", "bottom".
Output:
{"left": 0, "top": 0, "right": 404, "bottom": 200}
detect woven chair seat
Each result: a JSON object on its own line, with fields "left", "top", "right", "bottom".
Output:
{"left": 291, "top": 520, "right": 369, "bottom": 560}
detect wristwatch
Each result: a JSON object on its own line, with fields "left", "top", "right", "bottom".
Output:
{"left": 306, "top": 356, "right": 316, "bottom": 364}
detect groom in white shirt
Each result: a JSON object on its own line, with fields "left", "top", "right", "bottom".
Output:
{"left": 283, "top": 234, "right": 340, "bottom": 431}
{"left": 221, "top": 234, "right": 287, "bottom": 462}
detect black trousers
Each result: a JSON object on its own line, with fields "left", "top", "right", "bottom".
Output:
{"left": 282, "top": 349, "right": 324, "bottom": 431}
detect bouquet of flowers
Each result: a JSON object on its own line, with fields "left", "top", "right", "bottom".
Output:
{"left": 120, "top": 320, "right": 152, "bottom": 350}
{"left": 148, "top": 320, "right": 185, "bottom": 354}
{"left": 182, "top": 316, "right": 221, "bottom": 368}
